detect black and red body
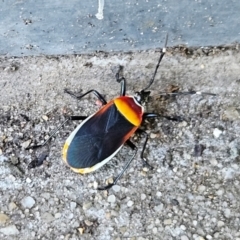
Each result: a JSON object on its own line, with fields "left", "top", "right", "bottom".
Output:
{"left": 62, "top": 96, "right": 144, "bottom": 174}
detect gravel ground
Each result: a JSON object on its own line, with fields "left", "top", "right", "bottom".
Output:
{"left": 0, "top": 46, "right": 240, "bottom": 240}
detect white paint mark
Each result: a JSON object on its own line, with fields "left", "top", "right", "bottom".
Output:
{"left": 96, "top": 0, "right": 104, "bottom": 20}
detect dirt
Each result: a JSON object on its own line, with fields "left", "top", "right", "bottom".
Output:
{"left": 0, "top": 47, "right": 240, "bottom": 240}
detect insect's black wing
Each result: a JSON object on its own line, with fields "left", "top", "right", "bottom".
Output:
{"left": 66, "top": 104, "right": 136, "bottom": 169}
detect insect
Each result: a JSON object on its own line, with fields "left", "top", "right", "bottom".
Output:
{"left": 27, "top": 35, "right": 215, "bottom": 190}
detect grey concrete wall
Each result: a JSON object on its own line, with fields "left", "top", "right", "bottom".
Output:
{"left": 1, "top": 0, "right": 240, "bottom": 57}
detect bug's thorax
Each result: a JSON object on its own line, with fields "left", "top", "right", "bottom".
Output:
{"left": 114, "top": 96, "right": 144, "bottom": 127}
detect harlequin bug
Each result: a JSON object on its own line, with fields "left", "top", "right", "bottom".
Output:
{"left": 27, "top": 35, "right": 215, "bottom": 190}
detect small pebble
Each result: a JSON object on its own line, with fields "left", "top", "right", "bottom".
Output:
{"left": 150, "top": 132, "right": 157, "bottom": 138}
{"left": 9, "top": 202, "right": 17, "bottom": 211}
{"left": 173, "top": 167, "right": 178, "bottom": 173}
{"left": 156, "top": 192, "right": 162, "bottom": 197}
{"left": 224, "top": 208, "right": 231, "bottom": 218}
{"left": 178, "top": 121, "right": 187, "bottom": 127}
{"left": 154, "top": 204, "right": 163, "bottom": 212}
{"left": 41, "top": 192, "right": 51, "bottom": 200}
{"left": 112, "top": 185, "right": 121, "bottom": 192}
{"left": 193, "top": 220, "right": 198, "bottom": 226}
{"left": 155, "top": 218, "right": 160, "bottom": 225}
{"left": 213, "top": 232, "right": 220, "bottom": 238}
{"left": 106, "top": 177, "right": 114, "bottom": 185}
{"left": 55, "top": 213, "right": 61, "bottom": 219}
{"left": 152, "top": 227, "right": 158, "bottom": 234}
{"left": 10, "top": 156, "right": 19, "bottom": 165}
{"left": 42, "top": 115, "right": 49, "bottom": 121}
{"left": 142, "top": 167, "right": 149, "bottom": 172}
{"left": 26, "top": 178, "right": 32, "bottom": 183}
{"left": 206, "top": 235, "right": 212, "bottom": 239}
{"left": 70, "top": 201, "right": 77, "bottom": 210}
{"left": 82, "top": 202, "right": 92, "bottom": 210}
{"left": 107, "top": 195, "right": 116, "bottom": 203}
{"left": 171, "top": 199, "right": 179, "bottom": 206}
{"left": 141, "top": 193, "right": 146, "bottom": 200}
{"left": 0, "top": 213, "right": 9, "bottom": 224}
{"left": 210, "top": 158, "right": 218, "bottom": 166}
{"left": 41, "top": 212, "right": 55, "bottom": 223}
{"left": 194, "top": 144, "right": 205, "bottom": 157}
{"left": 163, "top": 219, "right": 172, "bottom": 225}
{"left": 111, "top": 210, "right": 119, "bottom": 218}
{"left": 8, "top": 127, "right": 13, "bottom": 132}
{"left": 216, "top": 189, "right": 224, "bottom": 196}
{"left": 223, "top": 107, "right": 240, "bottom": 120}
{"left": 127, "top": 200, "right": 134, "bottom": 207}
{"left": 197, "top": 185, "right": 206, "bottom": 193}
{"left": 180, "top": 225, "right": 186, "bottom": 230}
{"left": 21, "top": 140, "right": 31, "bottom": 149}
{"left": 20, "top": 196, "right": 35, "bottom": 209}
{"left": 93, "top": 181, "right": 98, "bottom": 189}
{"left": 105, "top": 212, "right": 111, "bottom": 219}
{"left": 84, "top": 219, "right": 93, "bottom": 226}
{"left": 67, "top": 213, "right": 74, "bottom": 219}
{"left": 0, "top": 225, "right": 19, "bottom": 235}
{"left": 217, "top": 221, "right": 225, "bottom": 227}
{"left": 213, "top": 128, "right": 222, "bottom": 138}
{"left": 181, "top": 235, "right": 189, "bottom": 240}
{"left": 78, "top": 227, "right": 84, "bottom": 235}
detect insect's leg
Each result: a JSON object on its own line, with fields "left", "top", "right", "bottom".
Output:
{"left": 64, "top": 89, "right": 107, "bottom": 105}
{"left": 98, "top": 136, "right": 157, "bottom": 190}
{"left": 135, "top": 129, "right": 153, "bottom": 168}
{"left": 143, "top": 113, "right": 183, "bottom": 121}
{"left": 137, "top": 112, "right": 184, "bottom": 168}
{"left": 115, "top": 65, "right": 126, "bottom": 96}
{"left": 126, "top": 138, "right": 152, "bottom": 168}
{"left": 98, "top": 147, "right": 138, "bottom": 190}
{"left": 26, "top": 116, "right": 88, "bottom": 150}
{"left": 158, "top": 91, "right": 216, "bottom": 97}
{"left": 126, "top": 139, "right": 136, "bottom": 150}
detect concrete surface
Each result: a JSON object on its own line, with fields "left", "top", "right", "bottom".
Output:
{"left": 1, "top": 0, "right": 240, "bottom": 56}
{"left": 0, "top": 47, "right": 240, "bottom": 239}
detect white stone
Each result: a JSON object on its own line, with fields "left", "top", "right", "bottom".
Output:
{"left": 181, "top": 235, "right": 189, "bottom": 240}
{"left": 21, "top": 196, "right": 35, "bottom": 209}
{"left": 213, "top": 128, "right": 222, "bottom": 138}
{"left": 107, "top": 195, "right": 116, "bottom": 203}
{"left": 112, "top": 185, "right": 121, "bottom": 192}
{"left": 0, "top": 225, "right": 19, "bottom": 235}
{"left": 127, "top": 200, "right": 134, "bottom": 207}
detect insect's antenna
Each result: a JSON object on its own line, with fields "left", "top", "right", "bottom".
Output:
{"left": 142, "top": 34, "right": 168, "bottom": 91}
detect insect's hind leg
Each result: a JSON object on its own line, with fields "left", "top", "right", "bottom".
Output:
{"left": 97, "top": 138, "right": 150, "bottom": 190}
{"left": 64, "top": 89, "right": 107, "bottom": 105}
{"left": 26, "top": 116, "right": 88, "bottom": 150}
{"left": 98, "top": 144, "right": 138, "bottom": 190}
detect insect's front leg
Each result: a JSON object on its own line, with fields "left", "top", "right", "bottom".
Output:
{"left": 64, "top": 88, "right": 107, "bottom": 105}
{"left": 137, "top": 112, "right": 184, "bottom": 168}
{"left": 115, "top": 65, "right": 126, "bottom": 96}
